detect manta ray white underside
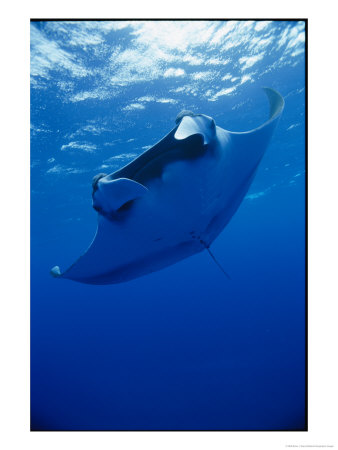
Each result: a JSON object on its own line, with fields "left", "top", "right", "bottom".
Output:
{"left": 51, "top": 88, "right": 284, "bottom": 284}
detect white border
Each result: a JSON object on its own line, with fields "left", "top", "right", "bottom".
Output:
{"left": 1, "top": 1, "right": 337, "bottom": 449}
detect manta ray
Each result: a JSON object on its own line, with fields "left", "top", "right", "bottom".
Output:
{"left": 51, "top": 88, "right": 284, "bottom": 284}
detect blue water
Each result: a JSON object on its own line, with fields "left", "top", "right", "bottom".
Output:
{"left": 30, "top": 20, "right": 306, "bottom": 430}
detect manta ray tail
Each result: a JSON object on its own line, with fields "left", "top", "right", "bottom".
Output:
{"left": 205, "top": 247, "right": 231, "bottom": 280}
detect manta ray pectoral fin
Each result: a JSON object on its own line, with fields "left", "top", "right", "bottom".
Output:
{"left": 92, "top": 176, "right": 149, "bottom": 213}
{"left": 174, "top": 114, "right": 216, "bottom": 145}
{"left": 227, "top": 88, "right": 285, "bottom": 173}
{"left": 262, "top": 87, "right": 285, "bottom": 121}
{"left": 50, "top": 265, "right": 61, "bottom": 277}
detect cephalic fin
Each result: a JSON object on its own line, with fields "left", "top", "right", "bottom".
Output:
{"left": 92, "top": 176, "right": 149, "bottom": 214}
{"left": 175, "top": 114, "right": 216, "bottom": 145}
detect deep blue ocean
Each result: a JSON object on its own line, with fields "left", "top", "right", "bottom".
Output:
{"left": 30, "top": 20, "right": 305, "bottom": 431}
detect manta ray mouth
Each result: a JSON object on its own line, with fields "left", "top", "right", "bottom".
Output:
{"left": 112, "top": 132, "right": 206, "bottom": 185}
{"left": 131, "top": 145, "right": 195, "bottom": 184}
